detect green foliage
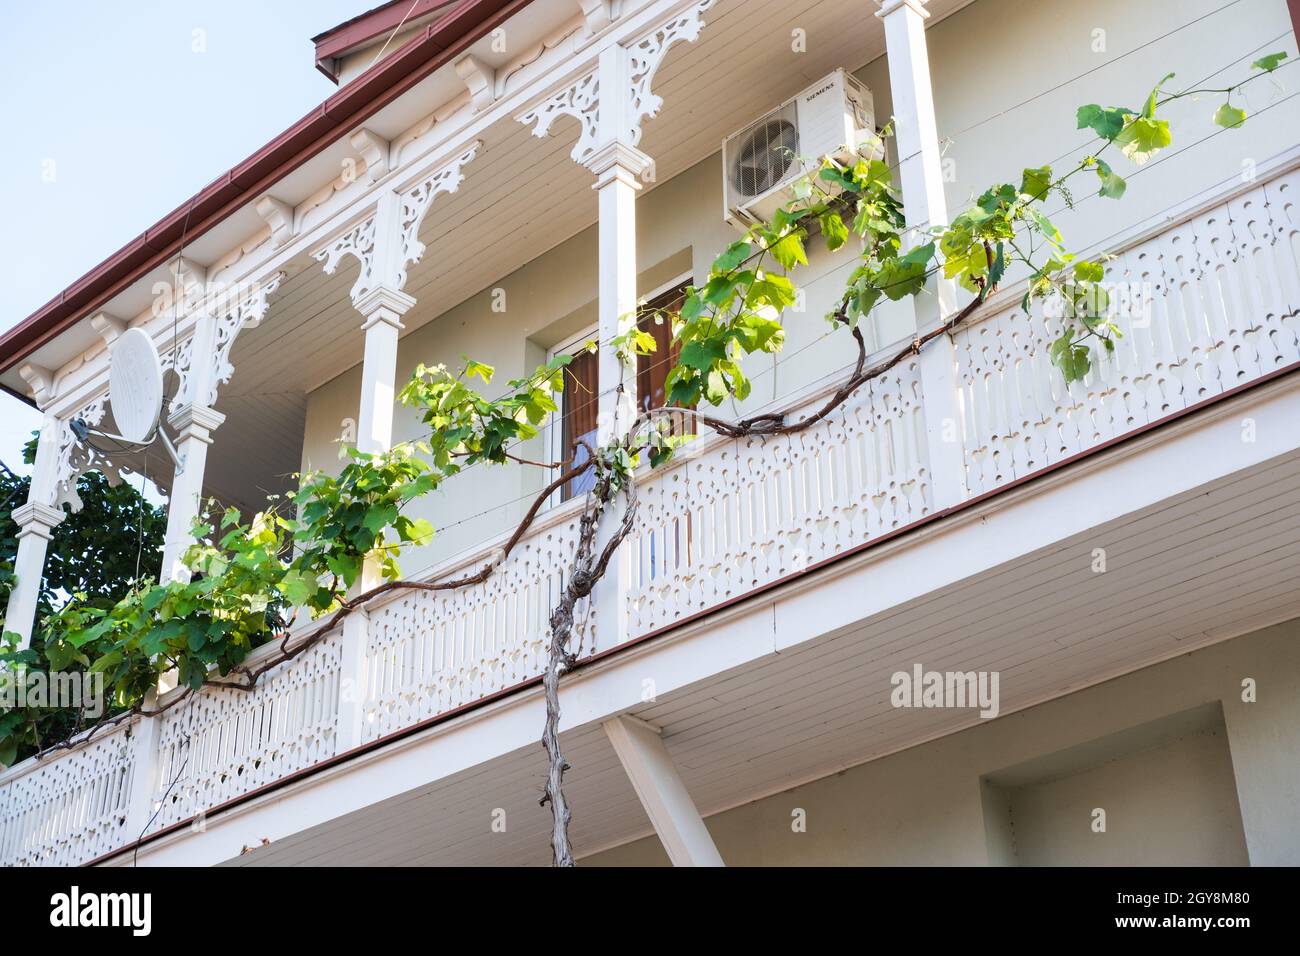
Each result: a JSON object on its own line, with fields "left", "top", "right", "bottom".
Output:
{"left": 3, "top": 60, "right": 1285, "bottom": 764}
{"left": 399, "top": 357, "right": 567, "bottom": 472}
{"left": 0, "top": 457, "right": 166, "bottom": 618}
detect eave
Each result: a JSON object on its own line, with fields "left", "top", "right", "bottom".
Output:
{"left": 0, "top": 0, "right": 533, "bottom": 376}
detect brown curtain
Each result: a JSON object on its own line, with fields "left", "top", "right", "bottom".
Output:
{"left": 561, "top": 347, "right": 599, "bottom": 500}
{"left": 636, "top": 283, "right": 693, "bottom": 435}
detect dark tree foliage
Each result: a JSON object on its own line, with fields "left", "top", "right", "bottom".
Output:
{"left": 0, "top": 437, "right": 166, "bottom": 618}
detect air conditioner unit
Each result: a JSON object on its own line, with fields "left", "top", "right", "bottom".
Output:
{"left": 722, "top": 69, "right": 879, "bottom": 229}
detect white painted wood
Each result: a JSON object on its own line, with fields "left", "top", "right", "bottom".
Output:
{"left": 602, "top": 714, "right": 724, "bottom": 866}
{"left": 877, "top": 0, "right": 967, "bottom": 509}
{"left": 3, "top": 415, "right": 64, "bottom": 649}
{"left": 159, "top": 402, "right": 225, "bottom": 584}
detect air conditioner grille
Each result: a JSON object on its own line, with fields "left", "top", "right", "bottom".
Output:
{"left": 729, "top": 104, "right": 799, "bottom": 199}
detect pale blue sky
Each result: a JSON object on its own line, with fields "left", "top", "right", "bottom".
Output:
{"left": 0, "top": 0, "right": 369, "bottom": 474}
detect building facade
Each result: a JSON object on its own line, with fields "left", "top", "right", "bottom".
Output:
{"left": 2, "top": 0, "right": 1299, "bottom": 866}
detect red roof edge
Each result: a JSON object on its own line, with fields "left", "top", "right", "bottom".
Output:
{"left": 312, "top": 0, "right": 459, "bottom": 82}
{"left": 0, "top": 0, "right": 530, "bottom": 376}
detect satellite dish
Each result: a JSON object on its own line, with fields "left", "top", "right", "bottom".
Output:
{"left": 108, "top": 328, "right": 164, "bottom": 444}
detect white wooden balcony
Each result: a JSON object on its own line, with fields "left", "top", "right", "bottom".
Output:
{"left": 4, "top": 156, "right": 1298, "bottom": 865}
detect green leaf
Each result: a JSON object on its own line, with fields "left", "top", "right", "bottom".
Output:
{"left": 1114, "top": 116, "right": 1171, "bottom": 165}
{"left": 769, "top": 233, "right": 808, "bottom": 270}
{"left": 279, "top": 569, "right": 315, "bottom": 606}
{"left": 1213, "top": 103, "right": 1247, "bottom": 129}
{"left": 1049, "top": 331, "right": 1092, "bottom": 383}
{"left": 819, "top": 211, "right": 850, "bottom": 251}
{"left": 1141, "top": 73, "right": 1175, "bottom": 119}
{"left": 1019, "top": 165, "right": 1052, "bottom": 201}
{"left": 1076, "top": 104, "right": 1130, "bottom": 141}
{"left": 714, "top": 241, "right": 751, "bottom": 273}
{"left": 1252, "top": 51, "right": 1287, "bottom": 72}
{"left": 0, "top": 737, "right": 16, "bottom": 768}
{"left": 1094, "top": 159, "right": 1127, "bottom": 200}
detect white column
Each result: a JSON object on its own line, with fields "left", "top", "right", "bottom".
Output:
{"left": 878, "top": 0, "right": 968, "bottom": 508}
{"left": 335, "top": 286, "right": 413, "bottom": 753}
{"left": 603, "top": 715, "right": 724, "bottom": 866}
{"left": 336, "top": 194, "right": 416, "bottom": 752}
{"left": 123, "top": 701, "right": 162, "bottom": 841}
{"left": 159, "top": 403, "right": 225, "bottom": 583}
{"left": 583, "top": 43, "right": 656, "bottom": 654}
{"left": 352, "top": 287, "right": 414, "bottom": 458}
{"left": 588, "top": 143, "right": 650, "bottom": 655}
{"left": 589, "top": 141, "right": 650, "bottom": 443}
{"left": 5, "top": 505, "right": 62, "bottom": 650}
{"left": 3, "top": 415, "right": 65, "bottom": 650}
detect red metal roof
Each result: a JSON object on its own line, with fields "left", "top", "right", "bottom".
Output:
{"left": 312, "top": 0, "right": 463, "bottom": 82}
{"left": 0, "top": 0, "right": 532, "bottom": 375}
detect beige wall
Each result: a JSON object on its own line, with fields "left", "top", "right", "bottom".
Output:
{"left": 582, "top": 617, "right": 1300, "bottom": 866}
{"left": 300, "top": 0, "right": 1300, "bottom": 572}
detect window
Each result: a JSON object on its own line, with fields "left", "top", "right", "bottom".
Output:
{"left": 552, "top": 275, "right": 693, "bottom": 501}
{"left": 559, "top": 342, "right": 599, "bottom": 500}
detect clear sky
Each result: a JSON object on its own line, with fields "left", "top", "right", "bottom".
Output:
{"left": 0, "top": 0, "right": 368, "bottom": 475}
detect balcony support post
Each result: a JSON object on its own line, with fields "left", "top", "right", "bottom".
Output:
{"left": 3, "top": 415, "right": 64, "bottom": 650}
{"left": 336, "top": 191, "right": 417, "bottom": 752}
{"left": 159, "top": 399, "right": 226, "bottom": 584}
{"left": 877, "top": 0, "right": 968, "bottom": 508}
{"left": 123, "top": 695, "right": 162, "bottom": 844}
{"left": 585, "top": 43, "right": 656, "bottom": 654}
{"left": 603, "top": 715, "right": 724, "bottom": 866}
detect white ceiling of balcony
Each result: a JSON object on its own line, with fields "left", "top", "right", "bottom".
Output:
{"left": 196, "top": 0, "right": 975, "bottom": 509}
{"left": 226, "top": 445, "right": 1300, "bottom": 866}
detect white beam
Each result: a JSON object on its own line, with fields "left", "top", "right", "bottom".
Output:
{"left": 603, "top": 714, "right": 724, "bottom": 866}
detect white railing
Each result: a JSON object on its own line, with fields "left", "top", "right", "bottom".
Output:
{"left": 148, "top": 627, "right": 344, "bottom": 832}
{"left": 3, "top": 166, "right": 1298, "bottom": 866}
{"left": 955, "top": 166, "right": 1300, "bottom": 496}
{"left": 626, "top": 354, "right": 930, "bottom": 635}
{"left": 360, "top": 505, "right": 589, "bottom": 743}
{"left": 0, "top": 717, "right": 138, "bottom": 866}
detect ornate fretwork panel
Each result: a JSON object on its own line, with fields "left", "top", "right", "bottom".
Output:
{"left": 204, "top": 273, "right": 284, "bottom": 408}
{"left": 626, "top": 359, "right": 931, "bottom": 635}
{"left": 50, "top": 394, "right": 125, "bottom": 512}
{"left": 360, "top": 512, "right": 588, "bottom": 742}
{"left": 148, "top": 631, "right": 343, "bottom": 832}
{"left": 313, "top": 215, "right": 379, "bottom": 303}
{"left": 0, "top": 720, "right": 137, "bottom": 867}
{"left": 158, "top": 273, "right": 284, "bottom": 410}
{"left": 953, "top": 168, "right": 1300, "bottom": 497}
{"left": 518, "top": 0, "right": 716, "bottom": 165}
{"left": 625, "top": 0, "right": 715, "bottom": 144}
{"left": 397, "top": 141, "right": 483, "bottom": 284}
{"left": 519, "top": 70, "right": 602, "bottom": 164}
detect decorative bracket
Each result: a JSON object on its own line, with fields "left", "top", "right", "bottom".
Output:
{"left": 455, "top": 55, "right": 497, "bottom": 112}
{"left": 398, "top": 141, "right": 482, "bottom": 282}
{"left": 49, "top": 394, "right": 126, "bottom": 512}
{"left": 163, "top": 272, "right": 285, "bottom": 410}
{"left": 519, "top": 0, "right": 715, "bottom": 167}
{"left": 90, "top": 312, "right": 128, "bottom": 348}
{"left": 313, "top": 215, "right": 378, "bottom": 304}
{"left": 580, "top": 0, "right": 622, "bottom": 36}
{"left": 18, "top": 363, "right": 54, "bottom": 408}
{"left": 254, "top": 195, "right": 296, "bottom": 248}
{"left": 350, "top": 128, "right": 391, "bottom": 185}
{"left": 314, "top": 142, "right": 481, "bottom": 304}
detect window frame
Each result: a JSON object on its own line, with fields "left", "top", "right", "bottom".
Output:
{"left": 545, "top": 270, "right": 694, "bottom": 481}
